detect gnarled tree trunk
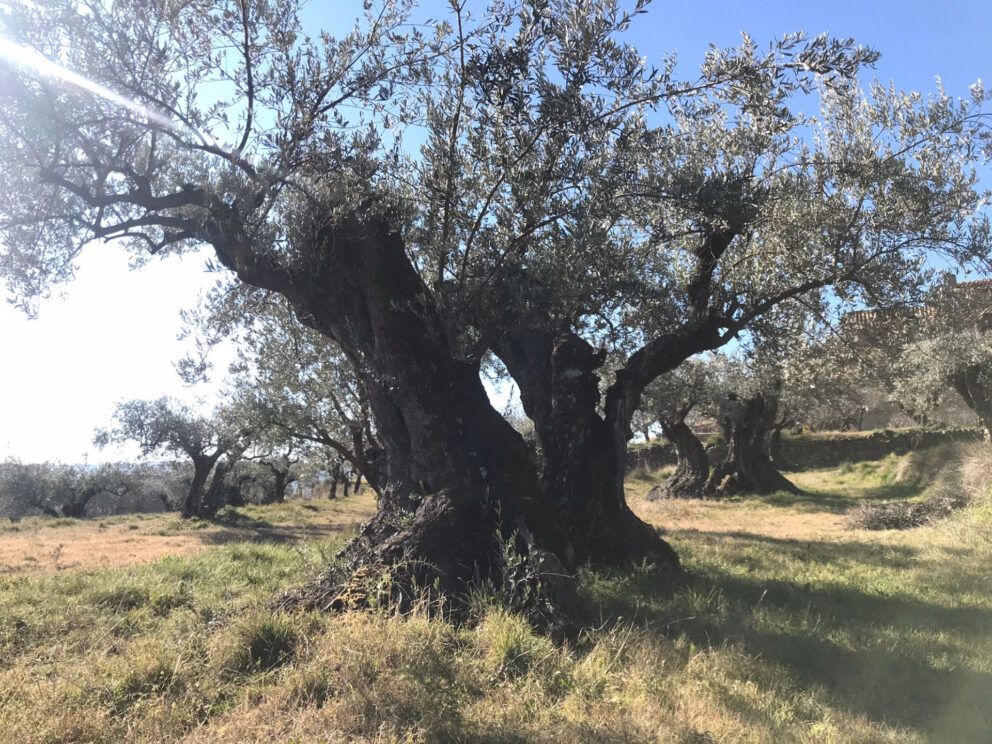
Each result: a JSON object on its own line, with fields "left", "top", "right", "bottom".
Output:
{"left": 203, "top": 200, "right": 746, "bottom": 622}
{"left": 495, "top": 319, "right": 727, "bottom": 568}
{"left": 705, "top": 393, "right": 799, "bottom": 497}
{"left": 659, "top": 418, "right": 709, "bottom": 499}
{"left": 494, "top": 328, "right": 679, "bottom": 569}
{"left": 201, "top": 456, "right": 238, "bottom": 519}
{"left": 181, "top": 453, "right": 222, "bottom": 519}
{"left": 247, "top": 215, "right": 575, "bottom": 623}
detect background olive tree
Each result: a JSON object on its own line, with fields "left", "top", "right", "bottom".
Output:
{"left": 94, "top": 398, "right": 253, "bottom": 518}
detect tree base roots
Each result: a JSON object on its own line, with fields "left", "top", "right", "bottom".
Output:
{"left": 274, "top": 489, "right": 681, "bottom": 639}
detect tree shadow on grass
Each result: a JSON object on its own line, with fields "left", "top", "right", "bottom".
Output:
{"left": 210, "top": 509, "right": 274, "bottom": 530}
{"left": 712, "top": 625, "right": 992, "bottom": 738}
{"left": 162, "top": 507, "right": 353, "bottom": 546}
{"left": 580, "top": 532, "right": 992, "bottom": 737}
{"left": 751, "top": 481, "right": 925, "bottom": 513}
{"left": 194, "top": 521, "right": 352, "bottom": 546}
{"left": 676, "top": 529, "right": 922, "bottom": 567}
{"left": 158, "top": 506, "right": 359, "bottom": 547}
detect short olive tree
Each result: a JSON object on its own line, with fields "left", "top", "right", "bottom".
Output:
{"left": 94, "top": 398, "right": 251, "bottom": 518}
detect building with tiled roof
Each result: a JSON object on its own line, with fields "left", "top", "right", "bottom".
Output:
{"left": 841, "top": 276, "right": 992, "bottom": 345}
{"left": 839, "top": 276, "right": 992, "bottom": 429}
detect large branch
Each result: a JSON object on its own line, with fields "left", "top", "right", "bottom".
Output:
{"left": 39, "top": 168, "right": 209, "bottom": 212}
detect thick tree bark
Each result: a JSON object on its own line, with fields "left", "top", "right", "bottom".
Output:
{"left": 492, "top": 327, "right": 671, "bottom": 567}
{"left": 659, "top": 419, "right": 709, "bottom": 499}
{"left": 545, "top": 335, "right": 679, "bottom": 567}
{"left": 705, "top": 394, "right": 799, "bottom": 496}
{"left": 59, "top": 484, "right": 108, "bottom": 519}
{"left": 36, "top": 503, "right": 61, "bottom": 519}
{"left": 205, "top": 200, "right": 751, "bottom": 622}
{"left": 235, "top": 215, "right": 575, "bottom": 622}
{"left": 951, "top": 365, "right": 992, "bottom": 442}
{"left": 259, "top": 462, "right": 294, "bottom": 504}
{"left": 494, "top": 320, "right": 725, "bottom": 568}
{"left": 272, "top": 470, "right": 289, "bottom": 503}
{"left": 60, "top": 491, "right": 95, "bottom": 519}
{"left": 201, "top": 457, "right": 237, "bottom": 519}
{"left": 181, "top": 453, "right": 221, "bottom": 519}
{"left": 213, "top": 210, "right": 736, "bottom": 622}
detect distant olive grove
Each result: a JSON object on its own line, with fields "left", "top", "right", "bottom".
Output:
{"left": 0, "top": 461, "right": 183, "bottom": 521}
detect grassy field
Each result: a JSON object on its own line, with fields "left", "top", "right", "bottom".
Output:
{"left": 1, "top": 448, "right": 990, "bottom": 743}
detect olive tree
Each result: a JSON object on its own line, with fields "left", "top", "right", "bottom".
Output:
{"left": 0, "top": 460, "right": 171, "bottom": 519}
{"left": 886, "top": 283, "right": 992, "bottom": 440}
{"left": 638, "top": 357, "right": 712, "bottom": 499}
{"left": 700, "top": 352, "right": 800, "bottom": 497}
{"left": 94, "top": 397, "right": 251, "bottom": 518}
{"left": 929, "top": 331, "right": 992, "bottom": 440}
{"left": 2, "top": 0, "right": 990, "bottom": 617}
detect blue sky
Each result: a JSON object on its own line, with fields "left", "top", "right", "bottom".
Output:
{"left": 1, "top": 0, "right": 989, "bottom": 462}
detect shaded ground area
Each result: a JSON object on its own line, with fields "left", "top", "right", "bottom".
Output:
{"left": 612, "top": 457, "right": 992, "bottom": 741}
{"left": 0, "top": 493, "right": 376, "bottom": 576}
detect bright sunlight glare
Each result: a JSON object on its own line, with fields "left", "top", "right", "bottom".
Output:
{"left": 0, "top": 36, "right": 222, "bottom": 149}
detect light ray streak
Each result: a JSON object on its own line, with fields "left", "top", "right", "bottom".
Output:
{"left": 0, "top": 0, "right": 46, "bottom": 14}
{"left": 0, "top": 37, "right": 223, "bottom": 150}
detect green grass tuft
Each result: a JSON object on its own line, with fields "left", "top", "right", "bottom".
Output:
{"left": 214, "top": 612, "right": 299, "bottom": 675}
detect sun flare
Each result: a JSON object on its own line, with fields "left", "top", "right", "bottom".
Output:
{"left": 0, "top": 35, "right": 221, "bottom": 148}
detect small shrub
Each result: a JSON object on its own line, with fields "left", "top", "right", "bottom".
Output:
{"left": 149, "top": 585, "right": 193, "bottom": 616}
{"left": 213, "top": 507, "right": 273, "bottom": 530}
{"left": 227, "top": 544, "right": 277, "bottom": 565}
{"left": 45, "top": 518, "right": 79, "bottom": 528}
{"left": 285, "top": 664, "right": 336, "bottom": 707}
{"left": 472, "top": 609, "right": 558, "bottom": 681}
{"left": 109, "top": 654, "right": 181, "bottom": 714}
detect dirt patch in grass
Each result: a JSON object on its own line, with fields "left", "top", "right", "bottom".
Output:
{"left": 0, "top": 493, "right": 376, "bottom": 576}
{"left": 634, "top": 496, "right": 850, "bottom": 542}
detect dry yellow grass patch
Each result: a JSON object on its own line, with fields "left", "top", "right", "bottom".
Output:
{"left": 0, "top": 492, "right": 376, "bottom": 576}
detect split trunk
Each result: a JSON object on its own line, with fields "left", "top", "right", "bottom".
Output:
{"left": 213, "top": 212, "right": 709, "bottom": 619}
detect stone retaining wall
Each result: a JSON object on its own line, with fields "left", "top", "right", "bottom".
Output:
{"left": 626, "top": 427, "right": 983, "bottom": 474}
